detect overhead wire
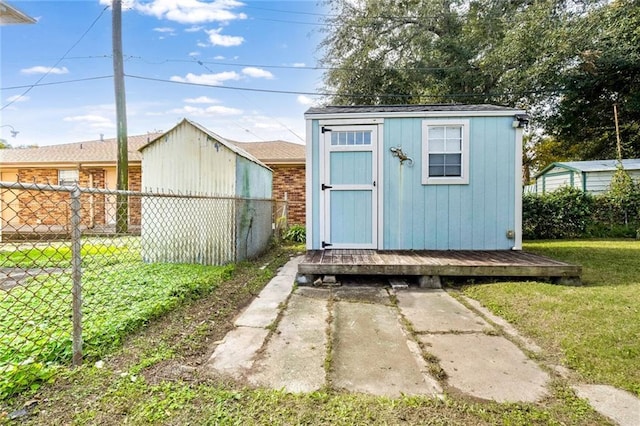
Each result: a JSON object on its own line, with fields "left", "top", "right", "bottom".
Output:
{"left": 192, "top": 58, "right": 305, "bottom": 142}
{"left": 0, "top": 5, "right": 110, "bottom": 111}
{"left": 2, "top": 72, "right": 568, "bottom": 99}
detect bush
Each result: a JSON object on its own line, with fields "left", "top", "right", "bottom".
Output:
{"left": 524, "top": 176, "right": 640, "bottom": 239}
{"left": 523, "top": 187, "right": 593, "bottom": 239}
{"left": 283, "top": 224, "right": 306, "bottom": 243}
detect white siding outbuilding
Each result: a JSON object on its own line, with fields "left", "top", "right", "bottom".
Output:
{"left": 139, "top": 118, "right": 273, "bottom": 265}
{"left": 531, "top": 159, "right": 640, "bottom": 195}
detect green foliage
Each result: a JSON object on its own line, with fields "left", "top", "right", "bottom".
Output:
{"left": 523, "top": 187, "right": 593, "bottom": 239}
{"left": 320, "top": 0, "right": 640, "bottom": 160}
{"left": 283, "top": 224, "right": 306, "bottom": 243}
{"left": 0, "top": 359, "right": 57, "bottom": 400}
{"left": 0, "top": 245, "right": 233, "bottom": 399}
{"left": 524, "top": 174, "right": 640, "bottom": 239}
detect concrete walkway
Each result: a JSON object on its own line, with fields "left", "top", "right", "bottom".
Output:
{"left": 204, "top": 257, "right": 640, "bottom": 424}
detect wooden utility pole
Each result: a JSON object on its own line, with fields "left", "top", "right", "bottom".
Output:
{"left": 614, "top": 103, "right": 622, "bottom": 162}
{"left": 113, "top": 0, "right": 128, "bottom": 233}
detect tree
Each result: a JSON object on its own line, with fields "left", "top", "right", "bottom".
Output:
{"left": 319, "top": 0, "right": 638, "bottom": 161}
{"left": 0, "top": 139, "right": 10, "bottom": 149}
{"left": 320, "top": 0, "right": 580, "bottom": 105}
{"left": 544, "top": 0, "right": 640, "bottom": 160}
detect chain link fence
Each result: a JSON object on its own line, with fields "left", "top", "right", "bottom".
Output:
{"left": 0, "top": 181, "right": 284, "bottom": 398}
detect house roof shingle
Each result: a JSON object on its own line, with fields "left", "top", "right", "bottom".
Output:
{"left": 230, "top": 140, "right": 305, "bottom": 164}
{"left": 0, "top": 129, "right": 306, "bottom": 168}
{"left": 0, "top": 133, "right": 162, "bottom": 166}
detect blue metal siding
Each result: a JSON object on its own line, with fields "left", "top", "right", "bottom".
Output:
{"left": 382, "top": 116, "right": 516, "bottom": 250}
{"left": 310, "top": 115, "right": 517, "bottom": 250}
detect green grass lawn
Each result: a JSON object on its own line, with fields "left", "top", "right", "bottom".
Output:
{"left": 2, "top": 241, "right": 634, "bottom": 425}
{"left": 463, "top": 239, "right": 640, "bottom": 396}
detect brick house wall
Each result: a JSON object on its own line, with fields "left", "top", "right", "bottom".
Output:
{"left": 13, "top": 167, "right": 142, "bottom": 228}
{"left": 129, "top": 167, "right": 142, "bottom": 226}
{"left": 271, "top": 165, "right": 305, "bottom": 225}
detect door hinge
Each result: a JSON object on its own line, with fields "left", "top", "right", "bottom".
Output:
{"left": 321, "top": 126, "right": 331, "bottom": 134}
{"left": 321, "top": 183, "right": 333, "bottom": 191}
{"left": 322, "top": 241, "right": 333, "bottom": 248}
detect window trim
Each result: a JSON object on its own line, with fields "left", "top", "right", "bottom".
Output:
{"left": 422, "top": 119, "right": 470, "bottom": 185}
{"left": 58, "top": 169, "right": 79, "bottom": 186}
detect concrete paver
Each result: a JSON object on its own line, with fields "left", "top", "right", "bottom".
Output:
{"left": 396, "top": 289, "right": 491, "bottom": 332}
{"left": 573, "top": 384, "right": 640, "bottom": 426}
{"left": 249, "top": 292, "right": 328, "bottom": 393}
{"left": 205, "top": 327, "right": 270, "bottom": 379}
{"left": 234, "top": 275, "right": 294, "bottom": 328}
{"left": 419, "top": 333, "right": 549, "bottom": 402}
{"left": 331, "top": 300, "right": 441, "bottom": 397}
{"left": 204, "top": 259, "right": 633, "bottom": 421}
{"left": 334, "top": 286, "right": 391, "bottom": 305}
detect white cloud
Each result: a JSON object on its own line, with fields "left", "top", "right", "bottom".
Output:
{"left": 197, "top": 42, "right": 208, "bottom": 48}
{"left": 169, "top": 105, "right": 204, "bottom": 114}
{"left": 153, "top": 27, "right": 175, "bottom": 33}
{"left": 21, "top": 66, "right": 69, "bottom": 75}
{"left": 188, "top": 51, "right": 200, "bottom": 57}
{"left": 185, "top": 25, "right": 203, "bottom": 32}
{"left": 184, "top": 96, "right": 219, "bottom": 104}
{"left": 170, "top": 71, "right": 240, "bottom": 86}
{"left": 206, "top": 28, "right": 243, "bottom": 47}
{"left": 297, "top": 95, "right": 315, "bottom": 106}
{"left": 242, "top": 67, "right": 274, "bottom": 79}
{"left": 214, "top": 55, "right": 225, "bottom": 60}
{"left": 63, "top": 114, "right": 114, "bottom": 129}
{"left": 292, "top": 62, "right": 306, "bottom": 68}
{"left": 6, "top": 95, "right": 29, "bottom": 103}
{"left": 126, "top": 0, "right": 247, "bottom": 24}
{"left": 205, "top": 105, "right": 242, "bottom": 115}
{"left": 169, "top": 105, "right": 242, "bottom": 116}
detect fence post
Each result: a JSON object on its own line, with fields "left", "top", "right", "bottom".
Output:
{"left": 70, "top": 186, "right": 83, "bottom": 366}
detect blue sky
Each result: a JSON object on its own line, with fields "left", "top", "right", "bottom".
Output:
{"left": 1, "top": 0, "right": 326, "bottom": 146}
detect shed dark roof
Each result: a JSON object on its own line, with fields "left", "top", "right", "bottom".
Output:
{"left": 305, "top": 104, "right": 524, "bottom": 115}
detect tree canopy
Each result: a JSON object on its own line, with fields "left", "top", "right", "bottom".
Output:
{"left": 319, "top": 0, "right": 640, "bottom": 164}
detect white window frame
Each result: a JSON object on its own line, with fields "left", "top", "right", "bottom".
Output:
{"left": 421, "top": 119, "right": 470, "bottom": 185}
{"left": 58, "top": 169, "right": 79, "bottom": 186}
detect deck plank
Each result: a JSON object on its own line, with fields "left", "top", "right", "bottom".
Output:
{"left": 297, "top": 249, "right": 581, "bottom": 280}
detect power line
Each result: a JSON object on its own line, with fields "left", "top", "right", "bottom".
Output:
{"left": 0, "top": 5, "right": 110, "bottom": 111}
{"left": 125, "top": 73, "right": 567, "bottom": 99}
{"left": 1, "top": 72, "right": 570, "bottom": 100}
{"left": 2, "top": 76, "right": 114, "bottom": 91}
{"left": 193, "top": 59, "right": 305, "bottom": 142}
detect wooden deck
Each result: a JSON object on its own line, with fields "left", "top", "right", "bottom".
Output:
{"left": 298, "top": 250, "right": 581, "bottom": 280}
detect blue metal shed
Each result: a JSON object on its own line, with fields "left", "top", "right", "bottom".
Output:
{"left": 304, "top": 105, "right": 527, "bottom": 252}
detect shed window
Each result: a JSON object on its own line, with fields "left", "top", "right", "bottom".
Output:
{"left": 422, "top": 120, "right": 469, "bottom": 185}
{"left": 330, "top": 130, "right": 371, "bottom": 146}
{"left": 58, "top": 170, "right": 79, "bottom": 186}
